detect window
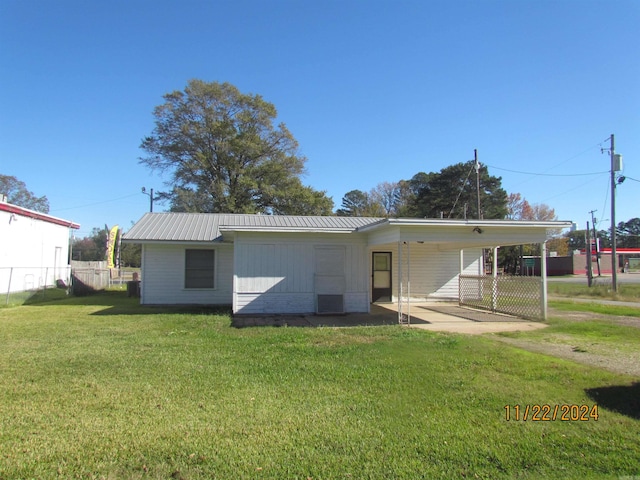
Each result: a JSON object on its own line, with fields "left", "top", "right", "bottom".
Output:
{"left": 185, "top": 249, "right": 215, "bottom": 289}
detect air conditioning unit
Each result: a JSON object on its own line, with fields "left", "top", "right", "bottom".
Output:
{"left": 316, "top": 294, "right": 344, "bottom": 314}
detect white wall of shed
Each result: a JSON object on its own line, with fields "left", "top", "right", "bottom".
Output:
{"left": 0, "top": 210, "right": 72, "bottom": 293}
{"left": 140, "top": 243, "right": 233, "bottom": 305}
{"left": 232, "top": 232, "right": 369, "bottom": 314}
{"left": 371, "top": 243, "right": 482, "bottom": 301}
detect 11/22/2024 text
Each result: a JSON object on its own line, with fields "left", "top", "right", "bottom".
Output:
{"left": 504, "top": 404, "right": 599, "bottom": 421}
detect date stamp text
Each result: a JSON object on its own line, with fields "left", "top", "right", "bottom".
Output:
{"left": 504, "top": 404, "right": 599, "bottom": 421}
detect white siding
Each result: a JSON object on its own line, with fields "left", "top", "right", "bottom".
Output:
{"left": 0, "top": 210, "right": 72, "bottom": 293}
{"left": 371, "top": 243, "right": 482, "bottom": 301}
{"left": 140, "top": 243, "right": 233, "bottom": 305}
{"left": 233, "top": 232, "right": 369, "bottom": 314}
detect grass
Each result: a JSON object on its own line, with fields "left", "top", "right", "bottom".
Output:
{"left": 548, "top": 279, "right": 640, "bottom": 302}
{"left": 550, "top": 299, "right": 640, "bottom": 318}
{"left": 1, "top": 293, "right": 639, "bottom": 479}
{"left": 500, "top": 312, "right": 640, "bottom": 354}
{"left": 1, "top": 286, "right": 72, "bottom": 307}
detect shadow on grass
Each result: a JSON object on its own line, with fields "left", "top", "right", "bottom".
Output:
{"left": 92, "top": 304, "right": 232, "bottom": 316}
{"left": 19, "top": 290, "right": 232, "bottom": 317}
{"left": 585, "top": 382, "right": 640, "bottom": 420}
{"left": 231, "top": 313, "right": 405, "bottom": 328}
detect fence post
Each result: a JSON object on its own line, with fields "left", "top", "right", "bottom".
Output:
{"left": 5, "top": 267, "right": 13, "bottom": 305}
{"left": 43, "top": 267, "right": 48, "bottom": 300}
{"left": 540, "top": 241, "right": 548, "bottom": 320}
{"left": 491, "top": 247, "right": 498, "bottom": 312}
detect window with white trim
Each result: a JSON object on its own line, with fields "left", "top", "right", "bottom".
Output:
{"left": 185, "top": 249, "right": 215, "bottom": 289}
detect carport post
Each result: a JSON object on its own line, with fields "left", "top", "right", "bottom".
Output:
{"left": 540, "top": 241, "right": 548, "bottom": 320}
{"left": 491, "top": 247, "right": 498, "bottom": 312}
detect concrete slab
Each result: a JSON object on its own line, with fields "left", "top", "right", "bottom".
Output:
{"left": 232, "top": 302, "right": 548, "bottom": 335}
{"left": 376, "top": 303, "right": 548, "bottom": 335}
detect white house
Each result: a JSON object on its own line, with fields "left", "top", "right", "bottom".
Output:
{"left": 0, "top": 197, "right": 80, "bottom": 294}
{"left": 123, "top": 213, "right": 571, "bottom": 318}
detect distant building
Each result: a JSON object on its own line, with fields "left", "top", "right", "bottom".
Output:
{"left": 0, "top": 197, "right": 80, "bottom": 294}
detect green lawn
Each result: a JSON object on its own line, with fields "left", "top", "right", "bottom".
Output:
{"left": 550, "top": 299, "right": 640, "bottom": 318}
{"left": 1, "top": 292, "right": 639, "bottom": 479}
{"left": 548, "top": 279, "right": 640, "bottom": 302}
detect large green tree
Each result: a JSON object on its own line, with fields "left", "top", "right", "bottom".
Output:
{"left": 139, "top": 80, "right": 332, "bottom": 215}
{"left": 400, "top": 162, "right": 508, "bottom": 219}
{"left": 0, "top": 174, "right": 49, "bottom": 213}
{"left": 617, "top": 218, "right": 640, "bottom": 248}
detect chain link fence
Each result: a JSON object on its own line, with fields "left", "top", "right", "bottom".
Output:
{"left": 2, "top": 266, "right": 140, "bottom": 305}
{"left": 459, "top": 275, "right": 543, "bottom": 320}
{"left": 1, "top": 266, "right": 72, "bottom": 305}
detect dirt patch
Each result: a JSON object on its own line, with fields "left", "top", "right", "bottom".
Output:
{"left": 550, "top": 309, "right": 640, "bottom": 329}
{"left": 493, "top": 336, "right": 640, "bottom": 377}
{"left": 491, "top": 308, "right": 640, "bottom": 377}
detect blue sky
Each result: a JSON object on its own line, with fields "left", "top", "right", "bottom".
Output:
{"left": 1, "top": 0, "right": 638, "bottom": 238}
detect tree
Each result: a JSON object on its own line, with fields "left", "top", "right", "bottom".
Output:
{"left": 565, "top": 229, "right": 587, "bottom": 251}
{"left": 336, "top": 190, "right": 385, "bottom": 217}
{"left": 617, "top": 218, "right": 640, "bottom": 248}
{"left": 401, "top": 162, "right": 508, "bottom": 219}
{"left": 120, "top": 242, "right": 141, "bottom": 267}
{"left": 506, "top": 193, "right": 533, "bottom": 220}
{"left": 139, "top": 80, "right": 332, "bottom": 215}
{"left": 369, "top": 181, "right": 401, "bottom": 217}
{"left": 72, "top": 228, "right": 108, "bottom": 261}
{"left": 0, "top": 174, "right": 49, "bottom": 213}
{"left": 500, "top": 193, "right": 559, "bottom": 273}
{"left": 546, "top": 237, "right": 569, "bottom": 256}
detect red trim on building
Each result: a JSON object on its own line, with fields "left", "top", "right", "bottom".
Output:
{"left": 0, "top": 202, "right": 80, "bottom": 229}
{"left": 580, "top": 247, "right": 640, "bottom": 255}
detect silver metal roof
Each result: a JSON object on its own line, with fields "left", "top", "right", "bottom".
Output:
{"left": 123, "top": 213, "right": 383, "bottom": 242}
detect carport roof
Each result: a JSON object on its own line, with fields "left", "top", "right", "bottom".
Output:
{"left": 361, "top": 218, "right": 573, "bottom": 248}
{"left": 357, "top": 217, "right": 572, "bottom": 231}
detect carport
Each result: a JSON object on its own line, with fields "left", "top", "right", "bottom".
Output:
{"left": 358, "top": 218, "right": 573, "bottom": 323}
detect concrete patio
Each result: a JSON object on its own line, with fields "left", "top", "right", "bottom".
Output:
{"left": 232, "top": 302, "right": 548, "bottom": 335}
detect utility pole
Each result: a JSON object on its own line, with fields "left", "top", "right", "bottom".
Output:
{"left": 474, "top": 149, "right": 481, "bottom": 219}
{"left": 142, "top": 187, "right": 155, "bottom": 213}
{"left": 609, "top": 135, "right": 617, "bottom": 292}
{"left": 589, "top": 209, "right": 601, "bottom": 276}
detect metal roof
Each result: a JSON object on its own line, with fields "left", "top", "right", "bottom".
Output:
{"left": 122, "top": 213, "right": 383, "bottom": 242}
{"left": 123, "top": 213, "right": 573, "bottom": 243}
{"left": 0, "top": 200, "right": 80, "bottom": 229}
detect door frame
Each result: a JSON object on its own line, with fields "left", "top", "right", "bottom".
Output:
{"left": 371, "top": 251, "right": 392, "bottom": 303}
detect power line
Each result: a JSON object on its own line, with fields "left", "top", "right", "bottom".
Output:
{"left": 600, "top": 179, "right": 610, "bottom": 230}
{"left": 496, "top": 141, "right": 604, "bottom": 188}
{"left": 487, "top": 165, "right": 608, "bottom": 177}
{"left": 539, "top": 174, "right": 606, "bottom": 204}
{"left": 50, "top": 193, "right": 141, "bottom": 213}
